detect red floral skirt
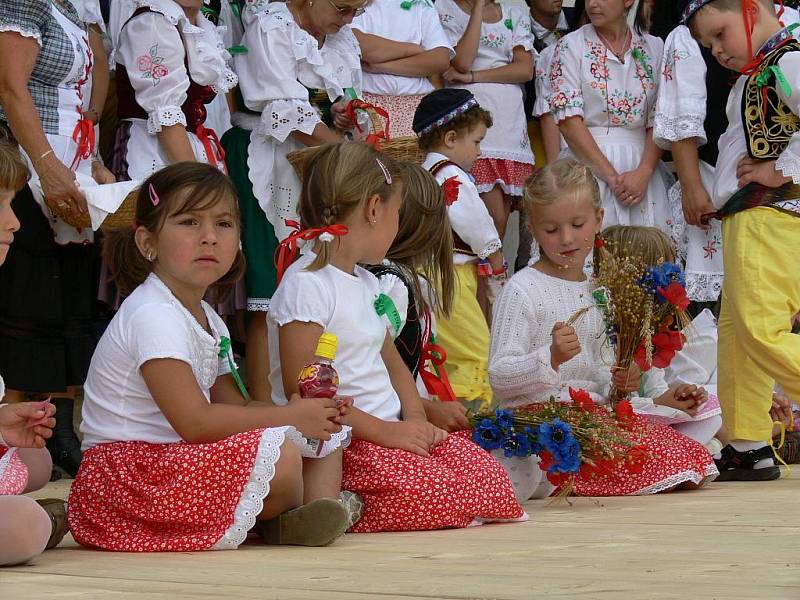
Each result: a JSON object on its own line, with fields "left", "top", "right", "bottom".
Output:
{"left": 68, "top": 428, "right": 298, "bottom": 552}
{"left": 471, "top": 158, "right": 534, "bottom": 197}
{"left": 342, "top": 430, "right": 525, "bottom": 532}
{"left": 0, "top": 446, "right": 28, "bottom": 495}
{"left": 571, "top": 415, "right": 718, "bottom": 496}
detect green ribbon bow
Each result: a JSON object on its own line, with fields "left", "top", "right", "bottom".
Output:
{"left": 504, "top": 18, "right": 513, "bottom": 31}
{"left": 229, "top": 0, "right": 241, "bottom": 19}
{"left": 218, "top": 336, "right": 250, "bottom": 400}
{"left": 374, "top": 293, "right": 402, "bottom": 335}
{"left": 400, "top": 0, "right": 433, "bottom": 10}
{"left": 227, "top": 45, "right": 248, "bottom": 55}
{"left": 631, "top": 47, "right": 653, "bottom": 82}
{"left": 755, "top": 65, "right": 792, "bottom": 98}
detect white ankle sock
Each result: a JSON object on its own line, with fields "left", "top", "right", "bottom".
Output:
{"left": 730, "top": 440, "right": 774, "bottom": 469}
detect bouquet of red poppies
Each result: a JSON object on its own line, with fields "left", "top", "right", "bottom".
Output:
{"left": 593, "top": 239, "right": 691, "bottom": 406}
{"left": 469, "top": 388, "right": 644, "bottom": 494}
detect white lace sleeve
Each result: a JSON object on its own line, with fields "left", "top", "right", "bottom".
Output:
{"left": 440, "top": 166, "right": 502, "bottom": 259}
{"left": 509, "top": 6, "right": 535, "bottom": 53}
{"left": 236, "top": 10, "right": 322, "bottom": 142}
{"left": 489, "top": 278, "right": 561, "bottom": 404}
{"left": 0, "top": 0, "right": 48, "bottom": 46}
{"left": 549, "top": 34, "right": 584, "bottom": 123}
{"left": 774, "top": 52, "right": 800, "bottom": 183}
{"left": 117, "top": 12, "right": 190, "bottom": 134}
{"left": 653, "top": 25, "right": 707, "bottom": 150}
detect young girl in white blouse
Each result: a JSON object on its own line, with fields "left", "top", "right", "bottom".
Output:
{"left": 269, "top": 142, "right": 524, "bottom": 532}
{"left": 68, "top": 163, "right": 352, "bottom": 552}
{"left": 436, "top": 0, "right": 536, "bottom": 239}
{"left": 489, "top": 159, "right": 717, "bottom": 501}
{"left": 110, "top": 0, "right": 237, "bottom": 181}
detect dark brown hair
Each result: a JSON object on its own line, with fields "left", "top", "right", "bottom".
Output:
{"left": 298, "top": 141, "right": 404, "bottom": 271}
{"left": 0, "top": 141, "right": 30, "bottom": 192}
{"left": 104, "top": 162, "right": 245, "bottom": 300}
{"left": 386, "top": 163, "right": 455, "bottom": 317}
{"left": 417, "top": 107, "right": 494, "bottom": 153}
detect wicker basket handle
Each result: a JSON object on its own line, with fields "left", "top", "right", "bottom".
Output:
{"left": 345, "top": 100, "right": 391, "bottom": 148}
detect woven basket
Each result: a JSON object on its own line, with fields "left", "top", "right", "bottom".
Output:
{"left": 55, "top": 189, "right": 139, "bottom": 230}
{"left": 286, "top": 103, "right": 425, "bottom": 177}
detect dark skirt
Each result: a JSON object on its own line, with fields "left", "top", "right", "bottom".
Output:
{"left": 0, "top": 185, "right": 97, "bottom": 392}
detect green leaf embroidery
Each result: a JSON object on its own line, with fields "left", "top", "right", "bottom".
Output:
{"left": 504, "top": 18, "right": 513, "bottom": 31}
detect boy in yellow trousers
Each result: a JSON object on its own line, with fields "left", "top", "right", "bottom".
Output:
{"left": 685, "top": 0, "right": 800, "bottom": 480}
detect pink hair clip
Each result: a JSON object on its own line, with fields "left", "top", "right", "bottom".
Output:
{"left": 149, "top": 183, "right": 160, "bottom": 207}
{"left": 376, "top": 158, "right": 392, "bottom": 185}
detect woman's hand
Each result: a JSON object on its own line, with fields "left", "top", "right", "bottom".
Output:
{"left": 736, "top": 157, "right": 790, "bottom": 189}
{"left": 443, "top": 67, "right": 473, "bottom": 84}
{"left": 284, "top": 394, "right": 343, "bottom": 440}
{"left": 616, "top": 167, "right": 651, "bottom": 206}
{"left": 681, "top": 183, "right": 715, "bottom": 228}
{"left": 38, "top": 154, "right": 89, "bottom": 221}
{"left": 0, "top": 401, "right": 56, "bottom": 449}
{"left": 423, "top": 400, "right": 470, "bottom": 432}
{"left": 91, "top": 161, "right": 116, "bottom": 185}
{"left": 331, "top": 99, "right": 354, "bottom": 132}
{"left": 611, "top": 363, "right": 641, "bottom": 394}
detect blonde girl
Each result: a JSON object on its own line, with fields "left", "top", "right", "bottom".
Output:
{"left": 269, "top": 142, "right": 523, "bottom": 532}
{"left": 489, "top": 158, "right": 716, "bottom": 501}
{"left": 68, "top": 162, "right": 351, "bottom": 552}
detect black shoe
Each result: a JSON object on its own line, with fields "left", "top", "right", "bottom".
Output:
{"left": 714, "top": 444, "right": 781, "bottom": 481}
{"left": 46, "top": 399, "right": 82, "bottom": 478}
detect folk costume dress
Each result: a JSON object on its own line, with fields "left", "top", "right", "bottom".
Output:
{"left": 110, "top": 0, "right": 237, "bottom": 182}
{"left": 436, "top": 0, "right": 535, "bottom": 197}
{"left": 224, "top": 1, "right": 362, "bottom": 312}
{"left": 67, "top": 274, "right": 350, "bottom": 552}
{"left": 710, "top": 25, "right": 800, "bottom": 443}
{"left": 488, "top": 267, "right": 718, "bottom": 500}
{"left": 0, "top": 377, "right": 30, "bottom": 496}
{"left": 423, "top": 152, "right": 503, "bottom": 409}
{"left": 268, "top": 252, "right": 524, "bottom": 532}
{"left": 0, "top": 0, "right": 112, "bottom": 393}
{"left": 352, "top": 0, "right": 454, "bottom": 137}
{"left": 653, "top": 25, "right": 724, "bottom": 303}
{"left": 549, "top": 24, "right": 674, "bottom": 231}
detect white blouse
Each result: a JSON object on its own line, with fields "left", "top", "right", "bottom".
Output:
{"left": 117, "top": 0, "right": 237, "bottom": 135}
{"left": 80, "top": 274, "right": 233, "bottom": 448}
{"left": 422, "top": 152, "right": 502, "bottom": 264}
{"left": 653, "top": 25, "right": 707, "bottom": 150}
{"left": 268, "top": 252, "right": 403, "bottom": 423}
{"left": 549, "top": 24, "right": 663, "bottom": 131}
{"left": 352, "top": 0, "right": 453, "bottom": 96}
{"left": 532, "top": 43, "right": 556, "bottom": 118}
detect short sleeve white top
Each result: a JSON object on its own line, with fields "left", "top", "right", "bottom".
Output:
{"left": 80, "top": 274, "right": 233, "bottom": 449}
{"left": 268, "top": 252, "right": 402, "bottom": 423}
{"left": 653, "top": 25, "right": 707, "bottom": 151}
{"left": 422, "top": 152, "right": 502, "bottom": 264}
{"left": 352, "top": 0, "right": 453, "bottom": 96}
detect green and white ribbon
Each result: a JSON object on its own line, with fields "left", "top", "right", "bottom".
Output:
{"left": 374, "top": 293, "right": 402, "bottom": 336}
{"left": 218, "top": 336, "right": 250, "bottom": 400}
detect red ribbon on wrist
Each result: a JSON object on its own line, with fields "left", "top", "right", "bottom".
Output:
{"left": 274, "top": 219, "right": 349, "bottom": 283}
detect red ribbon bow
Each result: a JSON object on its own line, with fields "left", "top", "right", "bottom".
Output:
{"left": 442, "top": 176, "right": 461, "bottom": 206}
{"left": 70, "top": 118, "right": 95, "bottom": 170}
{"left": 274, "top": 219, "right": 349, "bottom": 283}
{"left": 344, "top": 99, "right": 392, "bottom": 150}
{"left": 417, "top": 309, "right": 457, "bottom": 402}
{"left": 195, "top": 125, "right": 227, "bottom": 172}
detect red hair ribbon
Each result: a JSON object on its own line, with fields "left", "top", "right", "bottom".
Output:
{"left": 345, "top": 99, "right": 392, "bottom": 150}
{"left": 274, "top": 219, "right": 349, "bottom": 283}
{"left": 70, "top": 118, "right": 95, "bottom": 170}
{"left": 442, "top": 176, "right": 461, "bottom": 206}
{"left": 740, "top": 0, "right": 787, "bottom": 76}
{"left": 195, "top": 125, "right": 227, "bottom": 172}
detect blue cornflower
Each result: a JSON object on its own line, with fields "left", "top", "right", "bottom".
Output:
{"left": 552, "top": 438, "right": 582, "bottom": 473}
{"left": 524, "top": 426, "right": 543, "bottom": 455}
{"left": 537, "top": 418, "right": 575, "bottom": 456}
{"left": 495, "top": 408, "right": 514, "bottom": 433}
{"left": 473, "top": 418, "right": 503, "bottom": 451}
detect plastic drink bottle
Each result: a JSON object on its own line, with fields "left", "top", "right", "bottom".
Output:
{"left": 297, "top": 333, "right": 340, "bottom": 454}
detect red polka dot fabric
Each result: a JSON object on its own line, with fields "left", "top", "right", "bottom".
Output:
{"left": 471, "top": 157, "right": 533, "bottom": 193}
{"left": 68, "top": 429, "right": 278, "bottom": 552}
{"left": 342, "top": 431, "right": 525, "bottom": 532}
{"left": 0, "top": 446, "right": 28, "bottom": 496}
{"left": 571, "top": 414, "right": 718, "bottom": 496}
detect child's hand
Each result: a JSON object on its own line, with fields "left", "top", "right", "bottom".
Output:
{"left": 673, "top": 384, "right": 708, "bottom": 409}
{"left": 681, "top": 185, "right": 716, "bottom": 229}
{"left": 611, "top": 363, "right": 641, "bottom": 394}
{"left": 550, "top": 322, "right": 580, "bottom": 370}
{"left": 384, "top": 420, "right": 448, "bottom": 457}
{"left": 423, "top": 400, "right": 470, "bottom": 432}
{"left": 736, "top": 157, "right": 791, "bottom": 189}
{"left": 334, "top": 395, "right": 354, "bottom": 417}
{"left": 655, "top": 387, "right": 699, "bottom": 416}
{"left": 771, "top": 390, "right": 793, "bottom": 433}
{"left": 0, "top": 402, "right": 56, "bottom": 449}
{"left": 285, "top": 394, "right": 343, "bottom": 440}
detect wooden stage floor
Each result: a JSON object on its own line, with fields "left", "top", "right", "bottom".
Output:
{"left": 3, "top": 474, "right": 799, "bottom": 599}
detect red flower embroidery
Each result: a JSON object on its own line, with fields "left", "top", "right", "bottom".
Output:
{"left": 442, "top": 176, "right": 461, "bottom": 206}
{"left": 137, "top": 44, "right": 169, "bottom": 85}
{"left": 568, "top": 386, "right": 594, "bottom": 411}
{"left": 657, "top": 282, "right": 690, "bottom": 311}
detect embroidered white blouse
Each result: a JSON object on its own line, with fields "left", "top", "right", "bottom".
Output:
{"left": 236, "top": 1, "right": 362, "bottom": 240}
{"left": 352, "top": 0, "right": 454, "bottom": 96}
{"left": 422, "top": 152, "right": 502, "bottom": 265}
